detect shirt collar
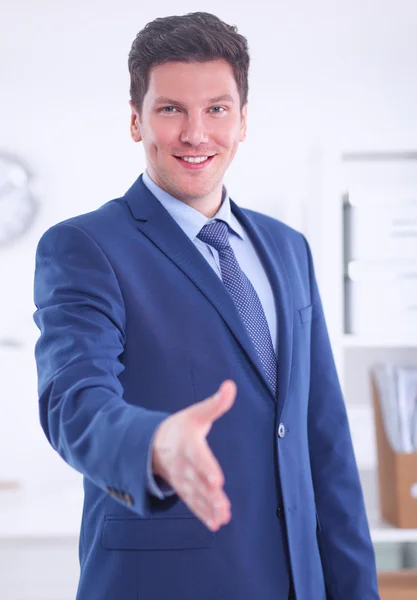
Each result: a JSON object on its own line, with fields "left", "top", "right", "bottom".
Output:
{"left": 142, "top": 170, "right": 245, "bottom": 242}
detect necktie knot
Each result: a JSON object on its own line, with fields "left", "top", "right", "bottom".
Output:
{"left": 197, "top": 220, "right": 230, "bottom": 251}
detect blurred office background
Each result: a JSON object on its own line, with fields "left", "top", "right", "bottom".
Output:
{"left": 1, "top": 1, "right": 417, "bottom": 598}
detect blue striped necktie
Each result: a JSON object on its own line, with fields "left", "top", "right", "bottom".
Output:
{"left": 197, "top": 219, "right": 278, "bottom": 396}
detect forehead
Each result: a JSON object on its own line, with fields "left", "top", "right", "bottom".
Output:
{"left": 145, "top": 60, "right": 239, "bottom": 105}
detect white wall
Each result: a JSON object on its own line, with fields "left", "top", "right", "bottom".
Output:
{"left": 1, "top": 0, "right": 417, "bottom": 489}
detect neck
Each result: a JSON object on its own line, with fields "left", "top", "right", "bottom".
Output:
{"left": 146, "top": 170, "right": 224, "bottom": 218}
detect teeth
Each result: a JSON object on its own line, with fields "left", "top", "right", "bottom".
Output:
{"left": 181, "top": 156, "right": 209, "bottom": 163}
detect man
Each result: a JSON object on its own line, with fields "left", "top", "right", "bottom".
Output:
{"left": 33, "top": 12, "right": 380, "bottom": 600}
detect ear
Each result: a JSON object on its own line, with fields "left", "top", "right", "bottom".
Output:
{"left": 129, "top": 100, "right": 142, "bottom": 143}
{"left": 240, "top": 102, "right": 248, "bottom": 142}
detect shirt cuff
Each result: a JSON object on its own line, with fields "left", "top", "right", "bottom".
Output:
{"left": 146, "top": 429, "right": 176, "bottom": 499}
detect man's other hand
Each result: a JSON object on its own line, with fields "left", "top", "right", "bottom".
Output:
{"left": 151, "top": 379, "right": 237, "bottom": 531}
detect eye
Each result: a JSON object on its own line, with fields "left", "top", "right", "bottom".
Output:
{"left": 210, "top": 106, "right": 226, "bottom": 113}
{"left": 160, "top": 106, "right": 179, "bottom": 113}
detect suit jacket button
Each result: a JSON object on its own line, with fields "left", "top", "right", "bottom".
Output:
{"left": 276, "top": 507, "right": 284, "bottom": 520}
{"left": 123, "top": 492, "right": 134, "bottom": 506}
{"left": 278, "top": 423, "right": 286, "bottom": 438}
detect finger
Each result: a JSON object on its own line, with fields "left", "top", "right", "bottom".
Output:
{"left": 183, "top": 493, "right": 219, "bottom": 531}
{"left": 205, "top": 488, "right": 232, "bottom": 525}
{"left": 182, "top": 482, "right": 225, "bottom": 522}
{"left": 183, "top": 467, "right": 231, "bottom": 517}
{"left": 177, "top": 477, "right": 215, "bottom": 529}
{"left": 176, "top": 460, "right": 223, "bottom": 507}
{"left": 191, "top": 438, "right": 226, "bottom": 490}
{"left": 179, "top": 481, "right": 231, "bottom": 531}
{"left": 196, "top": 490, "right": 231, "bottom": 530}
{"left": 192, "top": 379, "right": 237, "bottom": 426}
{"left": 175, "top": 463, "right": 231, "bottom": 529}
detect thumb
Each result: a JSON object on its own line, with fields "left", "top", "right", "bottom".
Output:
{"left": 193, "top": 380, "right": 237, "bottom": 425}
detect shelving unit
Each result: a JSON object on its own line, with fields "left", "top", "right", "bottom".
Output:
{"left": 343, "top": 335, "right": 417, "bottom": 349}
{"left": 305, "top": 149, "right": 417, "bottom": 564}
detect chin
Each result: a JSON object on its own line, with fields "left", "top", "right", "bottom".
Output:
{"left": 172, "top": 179, "right": 210, "bottom": 198}
{"left": 182, "top": 186, "right": 213, "bottom": 200}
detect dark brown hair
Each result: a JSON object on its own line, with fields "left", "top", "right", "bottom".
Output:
{"left": 128, "top": 12, "right": 250, "bottom": 115}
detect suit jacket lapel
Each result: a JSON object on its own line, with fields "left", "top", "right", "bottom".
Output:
{"left": 124, "top": 176, "right": 275, "bottom": 401}
{"left": 230, "top": 201, "right": 294, "bottom": 416}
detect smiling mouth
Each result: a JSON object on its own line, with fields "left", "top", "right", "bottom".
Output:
{"left": 174, "top": 155, "right": 216, "bottom": 169}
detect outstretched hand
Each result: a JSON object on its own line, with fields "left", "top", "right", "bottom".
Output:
{"left": 151, "top": 379, "right": 237, "bottom": 531}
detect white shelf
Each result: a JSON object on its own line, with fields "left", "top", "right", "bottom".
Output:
{"left": 369, "top": 515, "right": 417, "bottom": 543}
{"left": 343, "top": 334, "right": 417, "bottom": 349}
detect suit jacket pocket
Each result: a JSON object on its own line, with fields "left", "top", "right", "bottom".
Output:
{"left": 102, "top": 516, "right": 215, "bottom": 550}
{"left": 299, "top": 304, "right": 313, "bottom": 324}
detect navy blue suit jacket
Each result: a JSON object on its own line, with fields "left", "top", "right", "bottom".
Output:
{"left": 33, "top": 174, "right": 380, "bottom": 599}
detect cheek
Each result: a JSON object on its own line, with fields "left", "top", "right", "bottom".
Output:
{"left": 149, "top": 119, "right": 178, "bottom": 148}
{"left": 212, "top": 121, "right": 242, "bottom": 149}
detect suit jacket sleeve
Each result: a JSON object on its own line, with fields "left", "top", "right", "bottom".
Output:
{"left": 33, "top": 222, "right": 174, "bottom": 516}
{"left": 302, "top": 235, "right": 380, "bottom": 599}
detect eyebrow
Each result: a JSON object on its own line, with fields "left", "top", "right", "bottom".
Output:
{"left": 153, "top": 94, "right": 235, "bottom": 107}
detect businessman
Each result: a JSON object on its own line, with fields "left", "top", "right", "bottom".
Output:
{"left": 33, "top": 11, "right": 380, "bottom": 600}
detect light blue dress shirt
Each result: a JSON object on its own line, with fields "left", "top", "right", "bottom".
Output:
{"left": 141, "top": 169, "right": 278, "bottom": 498}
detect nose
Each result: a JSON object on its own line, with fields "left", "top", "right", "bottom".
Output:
{"left": 180, "top": 114, "right": 209, "bottom": 146}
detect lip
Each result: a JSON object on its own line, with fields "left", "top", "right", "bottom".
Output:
{"left": 174, "top": 155, "right": 215, "bottom": 170}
